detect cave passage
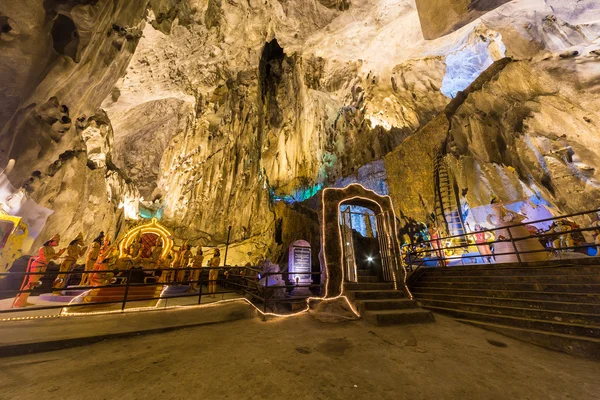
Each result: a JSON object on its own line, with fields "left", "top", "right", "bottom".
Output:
{"left": 51, "top": 14, "right": 79, "bottom": 61}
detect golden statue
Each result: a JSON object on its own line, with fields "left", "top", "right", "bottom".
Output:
{"left": 53, "top": 232, "right": 87, "bottom": 294}
{"left": 80, "top": 232, "right": 104, "bottom": 286}
{"left": 189, "top": 247, "right": 204, "bottom": 291}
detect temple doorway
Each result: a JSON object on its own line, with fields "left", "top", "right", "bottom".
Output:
{"left": 319, "top": 184, "right": 409, "bottom": 298}
{"left": 339, "top": 205, "right": 383, "bottom": 283}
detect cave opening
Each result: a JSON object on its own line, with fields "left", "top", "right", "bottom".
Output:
{"left": 258, "top": 39, "right": 285, "bottom": 127}
{"left": 51, "top": 14, "right": 79, "bottom": 61}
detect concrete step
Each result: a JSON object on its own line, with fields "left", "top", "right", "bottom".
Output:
{"left": 414, "top": 293, "right": 600, "bottom": 314}
{"left": 344, "top": 282, "right": 394, "bottom": 291}
{"left": 422, "top": 274, "right": 600, "bottom": 284}
{"left": 422, "top": 265, "right": 600, "bottom": 277}
{"left": 357, "top": 275, "right": 379, "bottom": 283}
{"left": 425, "top": 306, "right": 600, "bottom": 338}
{"left": 363, "top": 309, "right": 435, "bottom": 326}
{"left": 347, "top": 290, "right": 405, "bottom": 300}
{"left": 411, "top": 286, "right": 600, "bottom": 304}
{"left": 419, "top": 298, "right": 600, "bottom": 326}
{"left": 457, "top": 319, "right": 600, "bottom": 360}
{"left": 413, "top": 281, "right": 600, "bottom": 293}
{"left": 355, "top": 299, "right": 420, "bottom": 314}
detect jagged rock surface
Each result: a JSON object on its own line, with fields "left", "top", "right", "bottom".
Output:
{"left": 1, "top": 0, "right": 600, "bottom": 258}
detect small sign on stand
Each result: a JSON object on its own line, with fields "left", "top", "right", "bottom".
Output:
{"left": 289, "top": 240, "right": 312, "bottom": 296}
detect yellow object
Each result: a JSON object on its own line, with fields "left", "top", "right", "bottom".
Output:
{"left": 118, "top": 218, "right": 173, "bottom": 259}
{"left": 0, "top": 213, "right": 28, "bottom": 276}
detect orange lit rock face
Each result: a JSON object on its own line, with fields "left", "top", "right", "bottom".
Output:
{"left": 1, "top": 0, "right": 599, "bottom": 257}
{"left": 414, "top": 0, "right": 511, "bottom": 40}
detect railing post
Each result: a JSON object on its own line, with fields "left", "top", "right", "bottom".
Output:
{"left": 121, "top": 269, "right": 132, "bottom": 311}
{"left": 506, "top": 226, "right": 524, "bottom": 267}
{"left": 262, "top": 272, "right": 268, "bottom": 320}
{"left": 197, "top": 268, "right": 203, "bottom": 305}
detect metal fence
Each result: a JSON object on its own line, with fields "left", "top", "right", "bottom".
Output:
{"left": 403, "top": 208, "right": 600, "bottom": 272}
{"left": 0, "top": 265, "right": 323, "bottom": 319}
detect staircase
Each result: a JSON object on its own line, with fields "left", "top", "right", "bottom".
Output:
{"left": 433, "top": 152, "right": 466, "bottom": 238}
{"left": 411, "top": 265, "right": 600, "bottom": 359}
{"left": 345, "top": 269, "right": 434, "bottom": 326}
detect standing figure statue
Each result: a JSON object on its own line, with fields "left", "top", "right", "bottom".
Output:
{"left": 53, "top": 232, "right": 87, "bottom": 294}
{"left": 207, "top": 249, "right": 221, "bottom": 297}
{"left": 80, "top": 232, "right": 104, "bottom": 286}
{"left": 429, "top": 224, "right": 447, "bottom": 267}
{"left": 177, "top": 243, "right": 192, "bottom": 283}
{"left": 550, "top": 220, "right": 575, "bottom": 254}
{"left": 13, "top": 234, "right": 65, "bottom": 308}
{"left": 473, "top": 224, "right": 494, "bottom": 263}
{"left": 189, "top": 247, "right": 204, "bottom": 291}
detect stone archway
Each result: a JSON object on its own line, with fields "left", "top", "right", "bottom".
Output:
{"left": 318, "top": 184, "right": 410, "bottom": 298}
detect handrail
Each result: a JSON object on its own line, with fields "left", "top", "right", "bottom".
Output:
{"left": 403, "top": 206, "right": 600, "bottom": 269}
{"left": 0, "top": 264, "right": 324, "bottom": 318}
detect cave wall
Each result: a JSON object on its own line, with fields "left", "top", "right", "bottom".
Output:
{"left": 415, "top": 0, "right": 511, "bottom": 40}
{"left": 0, "top": 0, "right": 149, "bottom": 247}
{"left": 1, "top": 0, "right": 600, "bottom": 261}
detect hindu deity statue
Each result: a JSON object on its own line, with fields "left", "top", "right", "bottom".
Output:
{"left": 13, "top": 234, "right": 65, "bottom": 307}
{"left": 88, "top": 237, "right": 117, "bottom": 287}
{"left": 53, "top": 232, "right": 87, "bottom": 294}
{"left": 127, "top": 232, "right": 143, "bottom": 264}
{"left": 176, "top": 243, "right": 192, "bottom": 282}
{"left": 207, "top": 249, "right": 221, "bottom": 296}
{"left": 80, "top": 232, "right": 104, "bottom": 286}
{"left": 486, "top": 198, "right": 546, "bottom": 263}
{"left": 189, "top": 247, "right": 204, "bottom": 291}
{"left": 549, "top": 220, "right": 575, "bottom": 254}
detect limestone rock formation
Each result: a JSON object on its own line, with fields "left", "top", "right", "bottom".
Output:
{"left": 1, "top": 0, "right": 600, "bottom": 261}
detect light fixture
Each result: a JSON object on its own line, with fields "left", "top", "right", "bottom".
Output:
{"left": 367, "top": 256, "right": 373, "bottom": 262}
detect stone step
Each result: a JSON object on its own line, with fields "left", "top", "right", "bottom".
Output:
{"left": 422, "top": 274, "right": 600, "bottom": 284}
{"left": 355, "top": 299, "right": 420, "bottom": 314}
{"left": 422, "top": 265, "right": 600, "bottom": 277}
{"left": 419, "top": 298, "right": 600, "bottom": 325}
{"left": 347, "top": 290, "right": 405, "bottom": 300}
{"left": 411, "top": 286, "right": 600, "bottom": 304}
{"left": 414, "top": 293, "right": 600, "bottom": 314}
{"left": 363, "top": 309, "right": 435, "bottom": 326}
{"left": 413, "top": 281, "right": 600, "bottom": 293}
{"left": 344, "top": 282, "right": 394, "bottom": 291}
{"left": 456, "top": 319, "right": 600, "bottom": 360}
{"left": 424, "top": 306, "right": 600, "bottom": 338}
{"left": 357, "top": 275, "right": 379, "bottom": 283}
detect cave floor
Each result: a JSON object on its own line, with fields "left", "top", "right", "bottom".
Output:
{"left": 0, "top": 313, "right": 598, "bottom": 400}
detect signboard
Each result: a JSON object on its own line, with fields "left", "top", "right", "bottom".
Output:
{"left": 289, "top": 240, "right": 312, "bottom": 295}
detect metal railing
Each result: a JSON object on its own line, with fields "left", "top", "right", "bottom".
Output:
{"left": 403, "top": 208, "right": 600, "bottom": 273}
{"left": 0, "top": 265, "right": 323, "bottom": 318}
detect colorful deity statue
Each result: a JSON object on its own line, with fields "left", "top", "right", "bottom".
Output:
{"left": 53, "top": 232, "right": 87, "bottom": 294}
{"left": 13, "top": 234, "right": 65, "bottom": 308}
{"left": 80, "top": 232, "right": 104, "bottom": 286}
{"left": 88, "top": 236, "right": 117, "bottom": 287}
{"left": 550, "top": 220, "right": 575, "bottom": 254}
{"left": 189, "top": 247, "right": 204, "bottom": 291}
{"left": 472, "top": 224, "right": 494, "bottom": 263}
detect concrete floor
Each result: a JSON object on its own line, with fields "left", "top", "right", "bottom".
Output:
{"left": 0, "top": 313, "right": 598, "bottom": 400}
